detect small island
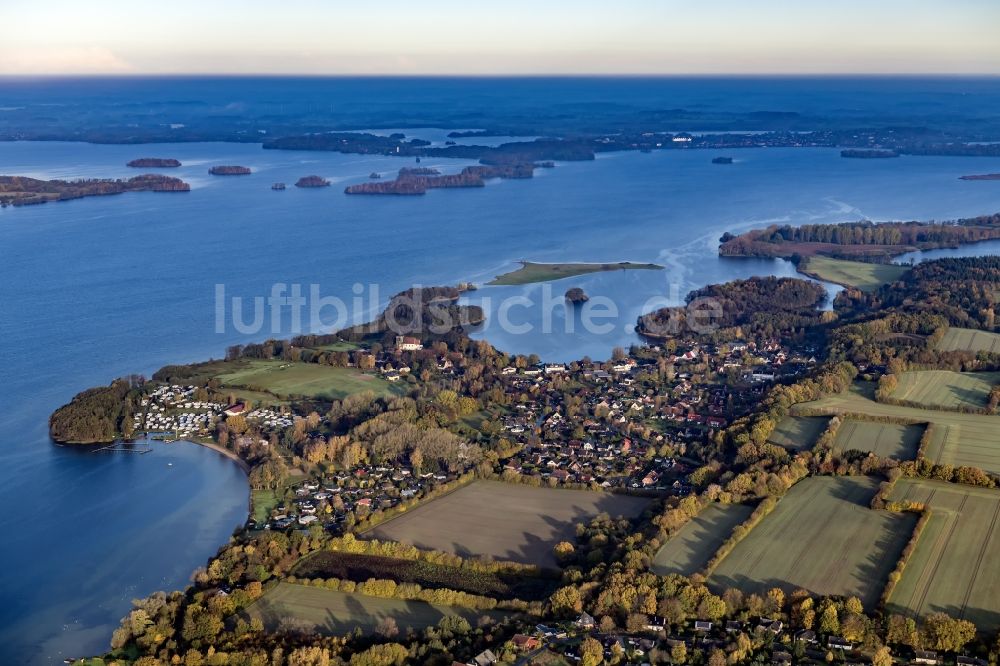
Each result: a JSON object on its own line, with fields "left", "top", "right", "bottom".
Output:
{"left": 564, "top": 287, "right": 589, "bottom": 303}
{"left": 346, "top": 163, "right": 537, "bottom": 196}
{"left": 126, "top": 158, "right": 181, "bottom": 168}
{"left": 488, "top": 260, "right": 664, "bottom": 286}
{"left": 369, "top": 172, "right": 381, "bottom": 179}
{"left": 712, "top": 156, "right": 734, "bottom": 164}
{"left": 271, "top": 182, "right": 286, "bottom": 190}
{"left": 295, "top": 175, "right": 331, "bottom": 188}
{"left": 0, "top": 174, "right": 190, "bottom": 207}
{"left": 960, "top": 174, "right": 1000, "bottom": 181}
{"left": 840, "top": 149, "right": 900, "bottom": 159}
{"left": 209, "top": 165, "right": 252, "bottom": 175}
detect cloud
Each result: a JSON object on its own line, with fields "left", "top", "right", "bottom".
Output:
{"left": 0, "top": 46, "right": 135, "bottom": 74}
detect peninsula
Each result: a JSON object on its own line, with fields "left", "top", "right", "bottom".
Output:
{"left": 126, "top": 158, "right": 181, "bottom": 168}
{"left": 718, "top": 213, "right": 1000, "bottom": 261}
{"left": 488, "top": 260, "right": 664, "bottom": 286}
{"left": 209, "top": 165, "right": 252, "bottom": 175}
{"left": 0, "top": 174, "right": 190, "bottom": 207}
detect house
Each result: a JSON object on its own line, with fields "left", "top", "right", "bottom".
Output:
{"left": 794, "top": 630, "right": 817, "bottom": 644}
{"left": 694, "top": 620, "right": 713, "bottom": 632}
{"left": 395, "top": 335, "right": 423, "bottom": 351}
{"left": 511, "top": 634, "right": 541, "bottom": 651}
{"left": 725, "top": 621, "right": 743, "bottom": 634}
{"left": 914, "top": 651, "right": 939, "bottom": 665}
{"left": 473, "top": 649, "right": 498, "bottom": 666}
{"left": 224, "top": 403, "right": 247, "bottom": 417}
{"left": 758, "top": 619, "right": 783, "bottom": 635}
{"left": 576, "top": 612, "right": 596, "bottom": 629}
{"left": 956, "top": 657, "right": 987, "bottom": 666}
{"left": 827, "top": 636, "right": 852, "bottom": 651}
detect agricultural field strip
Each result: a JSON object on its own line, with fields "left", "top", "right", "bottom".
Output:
{"left": 244, "top": 582, "right": 510, "bottom": 635}
{"left": 794, "top": 390, "right": 1000, "bottom": 473}
{"left": 935, "top": 327, "right": 1000, "bottom": 354}
{"left": 367, "top": 481, "right": 651, "bottom": 569}
{"left": 832, "top": 420, "right": 922, "bottom": 459}
{"left": 892, "top": 370, "right": 1000, "bottom": 411}
{"left": 767, "top": 416, "right": 830, "bottom": 451}
{"left": 708, "top": 477, "right": 910, "bottom": 608}
{"left": 651, "top": 503, "right": 754, "bottom": 576}
{"left": 886, "top": 480, "right": 1000, "bottom": 626}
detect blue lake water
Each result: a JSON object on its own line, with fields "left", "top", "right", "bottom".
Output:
{"left": 2, "top": 133, "right": 1000, "bottom": 663}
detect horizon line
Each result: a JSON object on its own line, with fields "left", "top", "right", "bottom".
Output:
{"left": 1, "top": 72, "right": 999, "bottom": 79}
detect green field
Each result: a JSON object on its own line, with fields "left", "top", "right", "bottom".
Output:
{"left": 487, "top": 261, "right": 663, "bottom": 286}
{"left": 709, "top": 477, "right": 917, "bottom": 608}
{"left": 832, "top": 420, "right": 924, "bottom": 459}
{"left": 767, "top": 416, "right": 830, "bottom": 451}
{"left": 243, "top": 582, "right": 509, "bottom": 635}
{"left": 652, "top": 503, "right": 755, "bottom": 576}
{"left": 796, "top": 383, "right": 1000, "bottom": 473}
{"left": 891, "top": 370, "right": 1000, "bottom": 411}
{"left": 801, "top": 256, "right": 909, "bottom": 292}
{"left": 367, "top": 481, "right": 651, "bottom": 569}
{"left": 935, "top": 327, "right": 1000, "bottom": 354}
{"left": 886, "top": 479, "right": 1000, "bottom": 629}
{"left": 214, "top": 359, "right": 403, "bottom": 400}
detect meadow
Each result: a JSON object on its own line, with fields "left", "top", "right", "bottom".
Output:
{"left": 796, "top": 384, "right": 1000, "bottom": 474}
{"left": 935, "top": 327, "right": 1000, "bottom": 354}
{"left": 709, "top": 477, "right": 917, "bottom": 608}
{"left": 651, "top": 503, "right": 755, "bottom": 576}
{"left": 243, "top": 582, "right": 509, "bottom": 635}
{"left": 366, "top": 481, "right": 651, "bottom": 569}
{"left": 767, "top": 415, "right": 829, "bottom": 451}
{"left": 214, "top": 359, "right": 402, "bottom": 400}
{"left": 832, "top": 420, "right": 924, "bottom": 459}
{"left": 800, "top": 256, "right": 908, "bottom": 292}
{"left": 291, "top": 551, "right": 557, "bottom": 601}
{"left": 886, "top": 479, "right": 1000, "bottom": 629}
{"left": 891, "top": 370, "right": 1000, "bottom": 411}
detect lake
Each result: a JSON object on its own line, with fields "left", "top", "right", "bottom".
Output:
{"left": 2, "top": 131, "right": 1000, "bottom": 663}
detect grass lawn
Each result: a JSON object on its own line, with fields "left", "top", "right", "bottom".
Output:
{"left": 832, "top": 420, "right": 924, "bottom": 459}
{"left": 366, "top": 480, "right": 651, "bottom": 569}
{"left": 311, "top": 341, "right": 362, "bottom": 352}
{"left": 795, "top": 383, "right": 1000, "bottom": 473}
{"left": 886, "top": 479, "right": 1000, "bottom": 629}
{"left": 767, "top": 416, "right": 830, "bottom": 451}
{"left": 243, "top": 582, "right": 510, "bottom": 635}
{"left": 709, "top": 476, "right": 917, "bottom": 609}
{"left": 891, "top": 370, "right": 1000, "bottom": 411}
{"left": 935, "top": 327, "right": 1000, "bottom": 354}
{"left": 214, "top": 359, "right": 403, "bottom": 400}
{"left": 800, "top": 256, "right": 908, "bottom": 292}
{"left": 487, "top": 261, "right": 663, "bottom": 286}
{"left": 652, "top": 503, "right": 755, "bottom": 576}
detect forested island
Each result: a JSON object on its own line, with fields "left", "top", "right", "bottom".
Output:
{"left": 126, "top": 158, "right": 181, "bottom": 168}
{"left": 712, "top": 156, "right": 733, "bottom": 164}
{"left": 209, "top": 165, "right": 252, "bottom": 175}
{"left": 0, "top": 174, "right": 190, "bottom": 207}
{"left": 565, "top": 287, "right": 589, "bottom": 303}
{"left": 294, "top": 175, "right": 330, "bottom": 188}
{"left": 960, "top": 173, "right": 1000, "bottom": 181}
{"left": 840, "top": 149, "right": 899, "bottom": 159}
{"left": 345, "top": 164, "right": 537, "bottom": 195}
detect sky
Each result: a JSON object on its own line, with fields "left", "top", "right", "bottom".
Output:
{"left": 1, "top": 0, "right": 998, "bottom": 76}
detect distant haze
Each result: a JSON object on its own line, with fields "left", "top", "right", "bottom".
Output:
{"left": 0, "top": 0, "right": 998, "bottom": 75}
